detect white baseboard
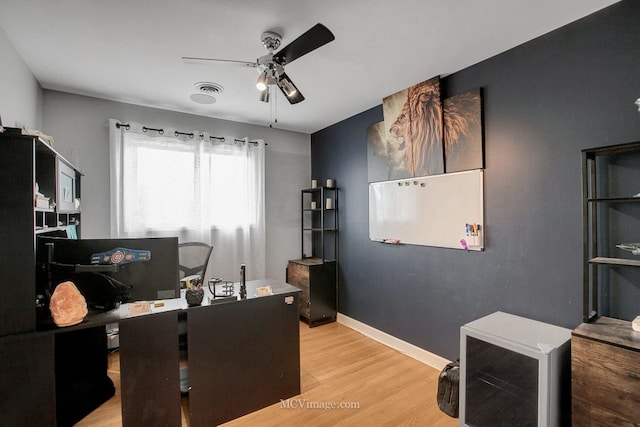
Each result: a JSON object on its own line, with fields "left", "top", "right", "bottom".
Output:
{"left": 337, "top": 313, "right": 451, "bottom": 371}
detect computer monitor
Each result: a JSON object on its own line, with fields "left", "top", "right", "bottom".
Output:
{"left": 36, "top": 236, "right": 180, "bottom": 309}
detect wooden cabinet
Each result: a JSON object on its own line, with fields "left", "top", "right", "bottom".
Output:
{"left": 287, "top": 258, "right": 336, "bottom": 326}
{"left": 572, "top": 318, "right": 640, "bottom": 426}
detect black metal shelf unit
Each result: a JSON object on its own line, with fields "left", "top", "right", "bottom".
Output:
{"left": 582, "top": 141, "right": 640, "bottom": 322}
{"left": 300, "top": 186, "right": 338, "bottom": 262}
{"left": 286, "top": 185, "right": 339, "bottom": 327}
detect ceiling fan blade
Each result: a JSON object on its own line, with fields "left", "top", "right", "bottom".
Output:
{"left": 181, "top": 56, "right": 256, "bottom": 68}
{"left": 278, "top": 73, "right": 305, "bottom": 104}
{"left": 273, "top": 23, "right": 335, "bottom": 65}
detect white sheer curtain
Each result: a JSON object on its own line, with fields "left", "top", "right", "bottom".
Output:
{"left": 108, "top": 119, "right": 265, "bottom": 282}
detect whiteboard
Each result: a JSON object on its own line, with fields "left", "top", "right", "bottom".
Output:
{"left": 369, "top": 169, "right": 483, "bottom": 250}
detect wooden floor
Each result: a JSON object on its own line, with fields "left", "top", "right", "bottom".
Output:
{"left": 78, "top": 321, "right": 457, "bottom": 426}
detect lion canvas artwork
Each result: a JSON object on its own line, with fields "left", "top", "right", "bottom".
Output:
{"left": 382, "top": 76, "right": 444, "bottom": 178}
{"left": 443, "top": 88, "right": 483, "bottom": 172}
{"left": 368, "top": 76, "right": 444, "bottom": 181}
{"left": 367, "top": 121, "right": 390, "bottom": 182}
{"left": 368, "top": 77, "right": 484, "bottom": 183}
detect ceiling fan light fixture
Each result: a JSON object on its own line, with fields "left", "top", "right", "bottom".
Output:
{"left": 256, "top": 71, "right": 268, "bottom": 91}
{"left": 279, "top": 79, "right": 297, "bottom": 97}
{"left": 259, "top": 87, "right": 270, "bottom": 103}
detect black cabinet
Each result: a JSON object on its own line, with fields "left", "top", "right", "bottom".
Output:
{"left": 0, "top": 132, "right": 38, "bottom": 336}
{"left": 0, "top": 332, "right": 56, "bottom": 426}
{"left": 0, "top": 127, "right": 81, "bottom": 337}
{"left": 0, "top": 127, "right": 87, "bottom": 426}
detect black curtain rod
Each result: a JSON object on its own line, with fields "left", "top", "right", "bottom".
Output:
{"left": 142, "top": 126, "right": 163, "bottom": 134}
{"left": 174, "top": 130, "right": 194, "bottom": 138}
{"left": 115, "top": 122, "right": 265, "bottom": 146}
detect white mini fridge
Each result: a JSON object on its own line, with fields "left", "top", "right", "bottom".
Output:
{"left": 459, "top": 311, "right": 571, "bottom": 427}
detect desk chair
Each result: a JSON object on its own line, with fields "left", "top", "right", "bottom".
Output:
{"left": 178, "top": 242, "right": 213, "bottom": 283}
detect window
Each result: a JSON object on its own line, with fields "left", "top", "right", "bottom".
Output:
{"left": 109, "top": 120, "right": 266, "bottom": 280}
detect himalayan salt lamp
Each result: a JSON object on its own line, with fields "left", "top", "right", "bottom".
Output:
{"left": 49, "top": 281, "right": 88, "bottom": 327}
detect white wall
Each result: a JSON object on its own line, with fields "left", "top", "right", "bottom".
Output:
{"left": 42, "top": 90, "right": 310, "bottom": 282}
{"left": 0, "top": 27, "right": 43, "bottom": 129}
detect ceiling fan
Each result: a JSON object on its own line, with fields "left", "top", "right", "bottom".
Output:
{"left": 182, "top": 23, "right": 335, "bottom": 104}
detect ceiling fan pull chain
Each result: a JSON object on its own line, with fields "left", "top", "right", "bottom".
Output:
{"left": 268, "top": 87, "right": 275, "bottom": 128}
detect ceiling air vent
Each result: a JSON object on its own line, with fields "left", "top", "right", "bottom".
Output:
{"left": 190, "top": 82, "right": 224, "bottom": 104}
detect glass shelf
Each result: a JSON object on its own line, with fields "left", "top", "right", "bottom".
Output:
{"left": 587, "top": 197, "right": 640, "bottom": 203}
{"left": 588, "top": 257, "right": 640, "bottom": 267}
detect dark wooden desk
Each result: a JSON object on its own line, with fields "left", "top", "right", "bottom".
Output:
{"left": 0, "top": 280, "right": 301, "bottom": 426}
{"left": 187, "top": 282, "right": 301, "bottom": 425}
{"left": 120, "top": 279, "right": 301, "bottom": 426}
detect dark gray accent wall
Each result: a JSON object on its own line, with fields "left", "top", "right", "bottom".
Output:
{"left": 311, "top": 0, "right": 640, "bottom": 360}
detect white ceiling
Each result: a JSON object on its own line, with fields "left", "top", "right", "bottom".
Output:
{"left": 0, "top": 0, "right": 620, "bottom": 134}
